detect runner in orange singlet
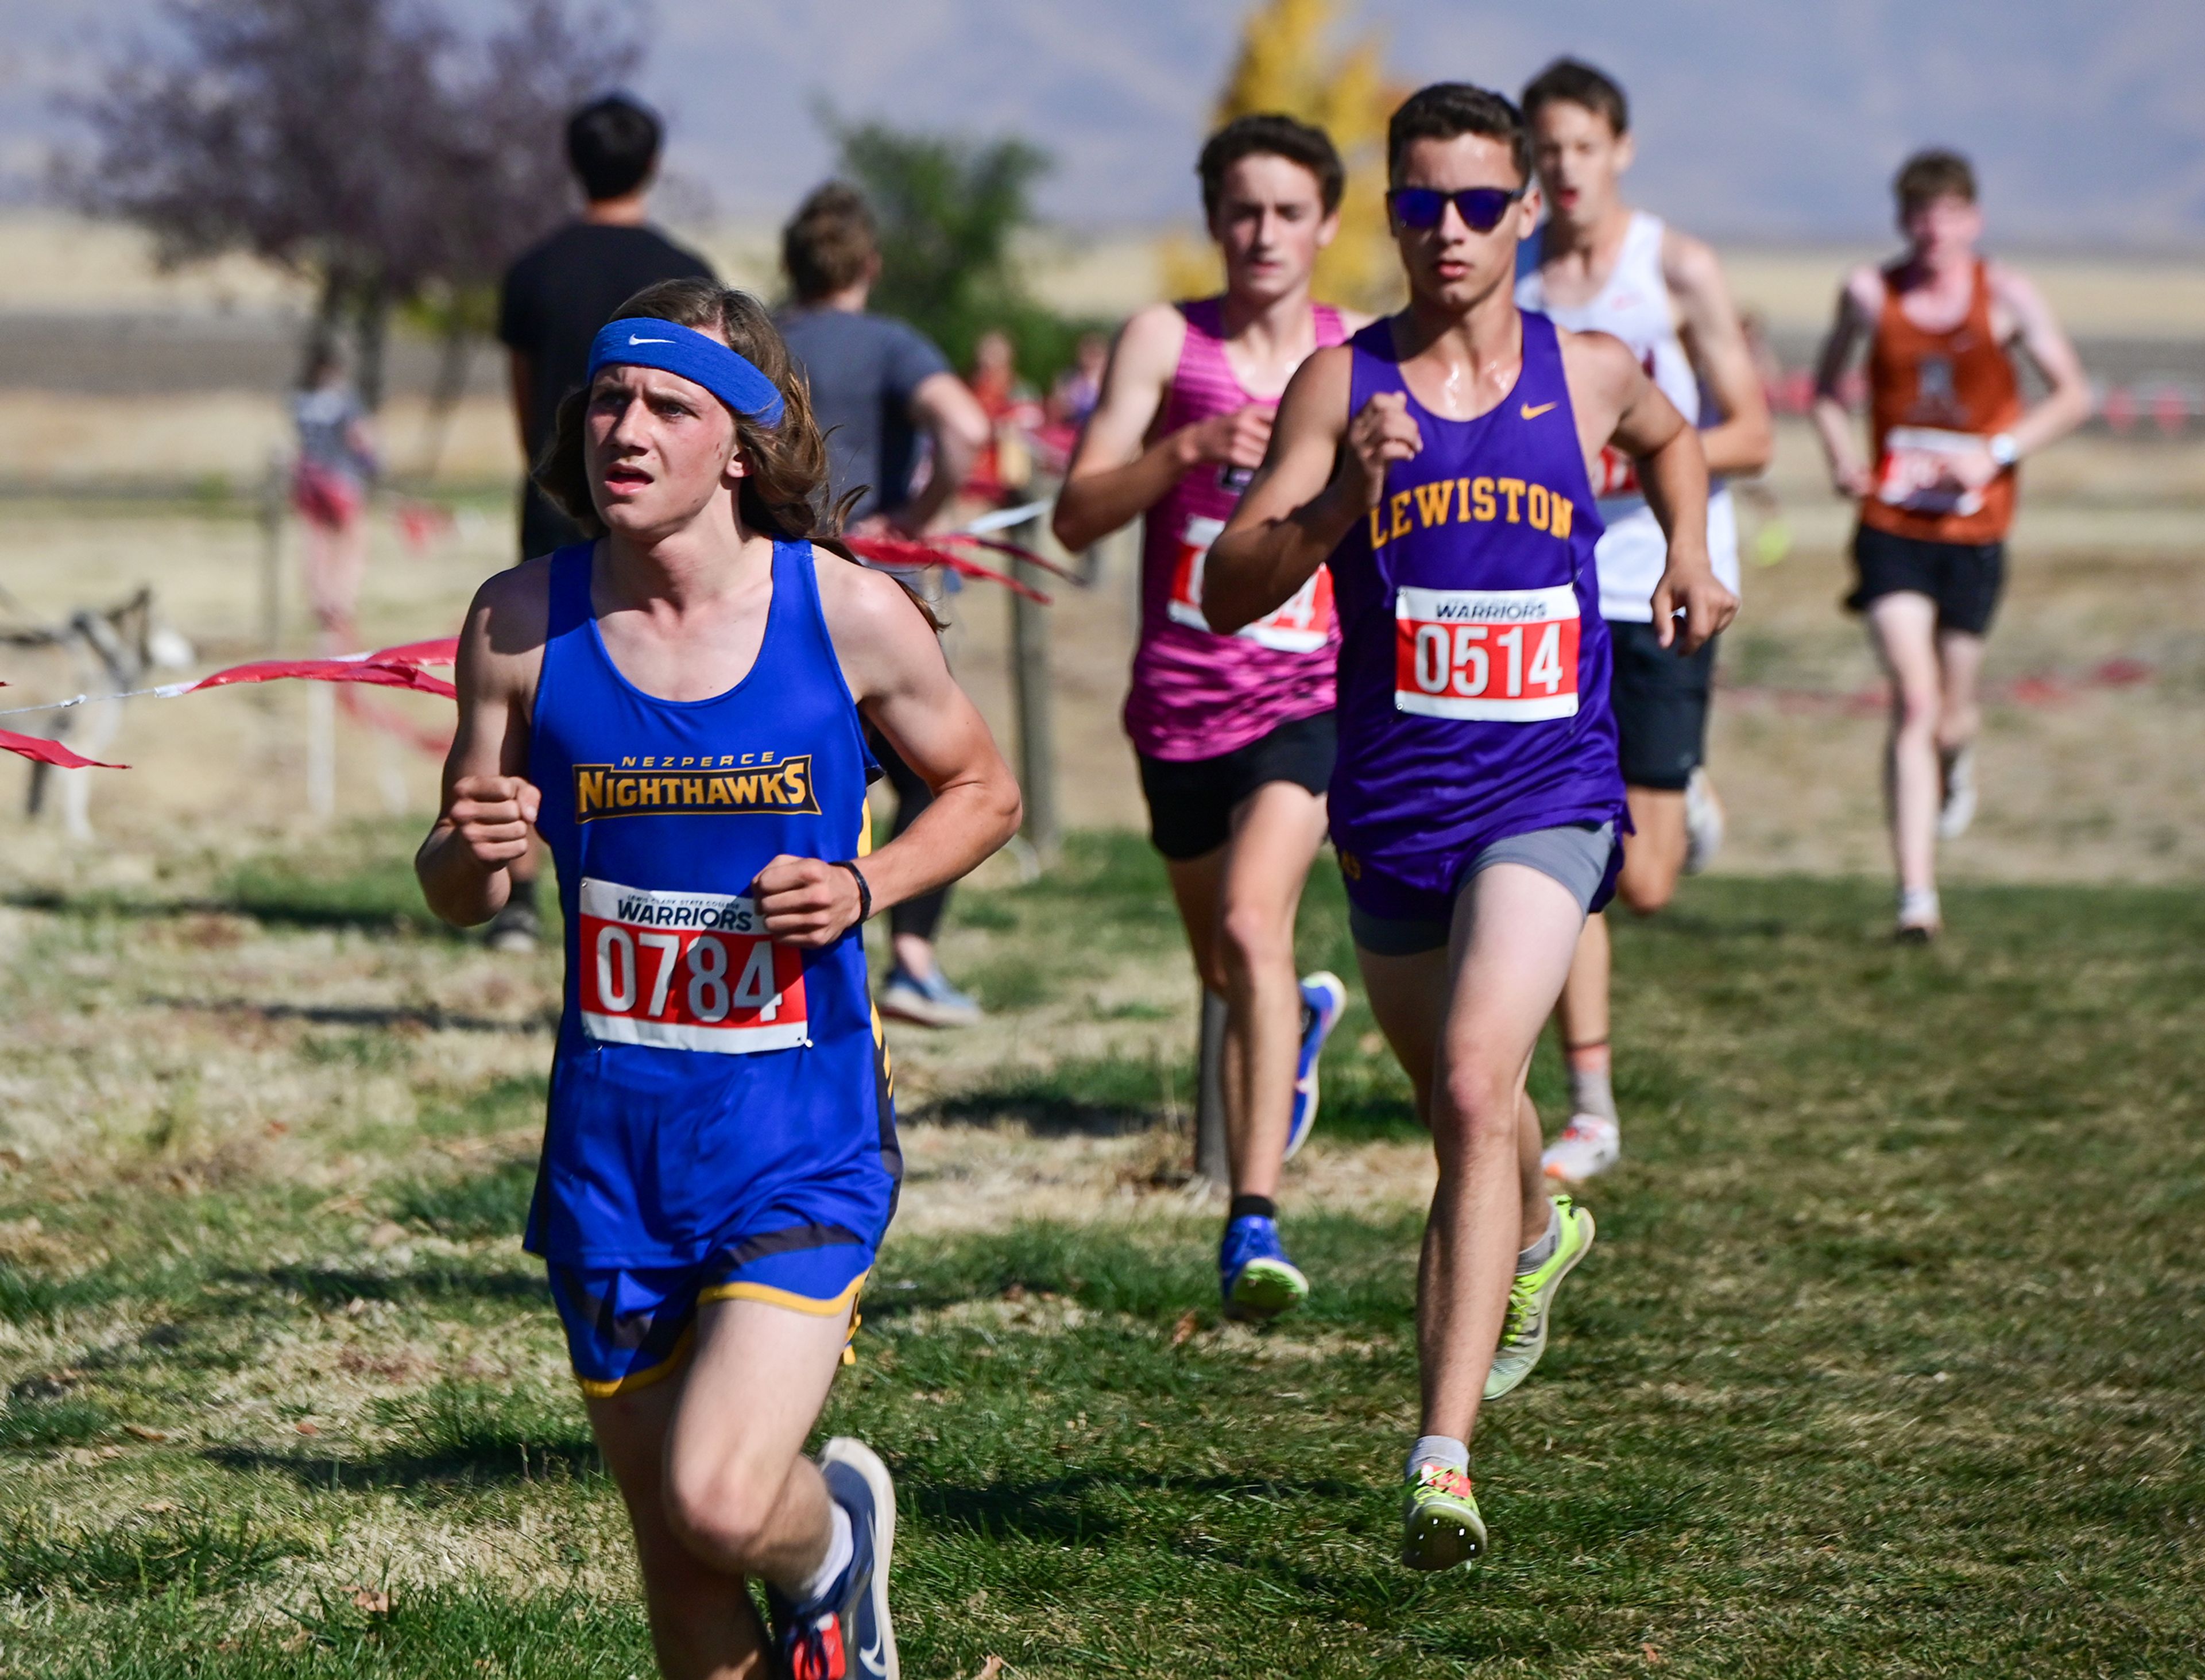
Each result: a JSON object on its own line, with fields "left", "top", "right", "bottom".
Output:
{"left": 1811, "top": 150, "right": 2088, "bottom": 939}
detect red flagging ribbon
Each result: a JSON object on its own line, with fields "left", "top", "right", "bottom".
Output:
{"left": 184, "top": 656, "right": 458, "bottom": 700}
{"left": 0, "top": 727, "right": 126, "bottom": 769}
{"left": 846, "top": 536, "right": 1053, "bottom": 603}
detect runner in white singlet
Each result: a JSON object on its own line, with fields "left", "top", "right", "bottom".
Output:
{"left": 1514, "top": 59, "right": 1774, "bottom": 1183}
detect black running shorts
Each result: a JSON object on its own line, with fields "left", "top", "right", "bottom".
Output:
{"left": 1847, "top": 525, "right": 2006, "bottom": 637}
{"left": 1608, "top": 619, "right": 1717, "bottom": 793}
{"left": 1137, "top": 710, "right": 1335, "bottom": 862}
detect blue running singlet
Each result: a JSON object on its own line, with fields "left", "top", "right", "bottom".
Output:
{"left": 524, "top": 541, "right": 898, "bottom": 1278}
{"left": 1326, "top": 311, "right": 1627, "bottom": 920}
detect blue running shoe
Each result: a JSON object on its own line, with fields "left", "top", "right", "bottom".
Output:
{"left": 1285, "top": 971, "right": 1347, "bottom": 1162}
{"left": 878, "top": 965, "right": 982, "bottom": 1028}
{"left": 767, "top": 1437, "right": 899, "bottom": 1680}
{"left": 1220, "top": 1214, "right": 1309, "bottom": 1322}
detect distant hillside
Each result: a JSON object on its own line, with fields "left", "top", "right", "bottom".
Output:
{"left": 4, "top": 0, "right": 2202, "bottom": 248}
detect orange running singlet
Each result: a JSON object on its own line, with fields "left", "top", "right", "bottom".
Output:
{"left": 1859, "top": 260, "right": 2022, "bottom": 545}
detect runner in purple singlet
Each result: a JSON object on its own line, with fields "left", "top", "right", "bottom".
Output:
{"left": 1209, "top": 83, "right": 1734, "bottom": 1569}
{"left": 1055, "top": 115, "right": 1369, "bottom": 1321}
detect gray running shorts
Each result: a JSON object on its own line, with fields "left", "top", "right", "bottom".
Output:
{"left": 1347, "top": 822, "right": 1616, "bottom": 958}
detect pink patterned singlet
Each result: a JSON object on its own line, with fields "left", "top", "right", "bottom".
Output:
{"left": 1123, "top": 297, "right": 1347, "bottom": 762}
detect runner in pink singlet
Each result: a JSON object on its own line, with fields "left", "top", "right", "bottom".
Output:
{"left": 1122, "top": 293, "right": 1347, "bottom": 762}
{"left": 1055, "top": 115, "right": 1368, "bottom": 1321}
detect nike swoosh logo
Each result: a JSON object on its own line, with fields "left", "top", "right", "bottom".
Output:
{"left": 628, "top": 334, "right": 674, "bottom": 344}
{"left": 861, "top": 1634, "right": 888, "bottom": 1676}
{"left": 1521, "top": 401, "right": 1558, "bottom": 420}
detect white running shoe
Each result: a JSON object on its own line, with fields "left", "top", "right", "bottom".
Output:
{"left": 1896, "top": 887, "right": 1942, "bottom": 944}
{"left": 1540, "top": 1113, "right": 1620, "bottom": 1184}
{"left": 1938, "top": 747, "right": 1977, "bottom": 840}
{"left": 1683, "top": 767, "right": 1725, "bottom": 876}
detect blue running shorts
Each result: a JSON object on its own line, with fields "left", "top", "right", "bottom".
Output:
{"left": 548, "top": 1222, "right": 875, "bottom": 1398}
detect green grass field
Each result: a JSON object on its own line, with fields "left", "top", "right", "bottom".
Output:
{"left": 0, "top": 830, "right": 2199, "bottom": 1677}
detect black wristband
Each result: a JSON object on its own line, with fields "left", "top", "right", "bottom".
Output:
{"left": 830, "top": 859, "right": 872, "bottom": 926}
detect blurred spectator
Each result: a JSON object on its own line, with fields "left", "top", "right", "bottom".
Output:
{"left": 1050, "top": 330, "right": 1108, "bottom": 429}
{"left": 777, "top": 183, "right": 989, "bottom": 536}
{"left": 964, "top": 328, "right": 1045, "bottom": 507}
{"left": 777, "top": 182, "right": 992, "bottom": 1028}
{"left": 291, "top": 343, "right": 377, "bottom": 650}
{"left": 488, "top": 93, "right": 713, "bottom": 955}
{"left": 497, "top": 94, "right": 714, "bottom": 565}
{"left": 1036, "top": 329, "right": 1109, "bottom": 477}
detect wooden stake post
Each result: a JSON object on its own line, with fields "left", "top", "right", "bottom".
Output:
{"left": 1008, "top": 512, "right": 1061, "bottom": 861}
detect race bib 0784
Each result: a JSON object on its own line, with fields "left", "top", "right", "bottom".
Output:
{"left": 577, "top": 878, "right": 808, "bottom": 1054}
{"left": 1168, "top": 514, "right": 1334, "bottom": 653}
{"left": 1394, "top": 583, "right": 1580, "bottom": 721}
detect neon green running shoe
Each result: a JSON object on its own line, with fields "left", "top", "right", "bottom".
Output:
{"left": 1402, "top": 1461, "right": 1486, "bottom": 1570}
{"left": 1484, "top": 1195, "right": 1595, "bottom": 1402}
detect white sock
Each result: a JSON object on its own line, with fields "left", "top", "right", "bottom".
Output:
{"left": 1408, "top": 1434, "right": 1469, "bottom": 1478}
{"left": 786, "top": 1500, "right": 853, "bottom": 1610}
{"left": 1900, "top": 887, "right": 1941, "bottom": 924}
{"left": 1518, "top": 1202, "right": 1561, "bottom": 1273}
{"left": 1568, "top": 1066, "right": 1618, "bottom": 1124}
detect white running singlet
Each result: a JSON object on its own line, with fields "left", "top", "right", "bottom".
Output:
{"left": 1515, "top": 211, "right": 1740, "bottom": 624}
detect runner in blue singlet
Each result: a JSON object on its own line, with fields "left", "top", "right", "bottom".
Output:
{"left": 1209, "top": 84, "right": 1734, "bottom": 1571}
{"left": 417, "top": 278, "right": 1020, "bottom": 1680}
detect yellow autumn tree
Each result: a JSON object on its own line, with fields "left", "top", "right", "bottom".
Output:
{"left": 1163, "top": 0, "right": 1402, "bottom": 311}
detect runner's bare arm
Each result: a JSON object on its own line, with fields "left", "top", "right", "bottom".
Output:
{"left": 1665, "top": 230, "right": 1774, "bottom": 478}
{"left": 1991, "top": 264, "right": 2091, "bottom": 459}
{"left": 1206, "top": 344, "right": 1407, "bottom": 631}
{"left": 1568, "top": 329, "right": 1731, "bottom": 653}
{"left": 753, "top": 559, "right": 1022, "bottom": 949}
{"left": 1051, "top": 304, "right": 1271, "bottom": 551}
{"left": 1811, "top": 268, "right": 1884, "bottom": 497}
{"left": 416, "top": 565, "right": 551, "bottom": 927}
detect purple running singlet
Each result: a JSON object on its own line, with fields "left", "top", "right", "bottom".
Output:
{"left": 1124, "top": 297, "right": 1348, "bottom": 762}
{"left": 1326, "top": 311, "right": 1627, "bottom": 922}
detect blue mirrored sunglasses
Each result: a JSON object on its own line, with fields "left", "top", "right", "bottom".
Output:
{"left": 1388, "top": 185, "right": 1527, "bottom": 233}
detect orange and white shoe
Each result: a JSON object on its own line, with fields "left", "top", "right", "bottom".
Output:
{"left": 1541, "top": 1113, "right": 1619, "bottom": 1185}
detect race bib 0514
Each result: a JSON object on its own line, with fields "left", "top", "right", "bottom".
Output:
{"left": 577, "top": 878, "right": 808, "bottom": 1054}
{"left": 1394, "top": 583, "right": 1580, "bottom": 721}
{"left": 1168, "top": 514, "right": 1334, "bottom": 653}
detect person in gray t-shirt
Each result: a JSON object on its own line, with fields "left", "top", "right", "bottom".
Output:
{"left": 777, "top": 184, "right": 988, "bottom": 533}
{"left": 777, "top": 184, "right": 992, "bottom": 1026}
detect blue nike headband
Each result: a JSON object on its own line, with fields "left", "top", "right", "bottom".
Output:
{"left": 585, "top": 317, "right": 786, "bottom": 427}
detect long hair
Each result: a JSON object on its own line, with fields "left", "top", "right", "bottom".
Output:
{"left": 534, "top": 278, "right": 862, "bottom": 547}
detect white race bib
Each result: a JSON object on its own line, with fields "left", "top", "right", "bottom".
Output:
{"left": 577, "top": 878, "right": 808, "bottom": 1054}
{"left": 1167, "top": 514, "right": 1334, "bottom": 653}
{"left": 1876, "top": 427, "right": 1987, "bottom": 517}
{"left": 1394, "top": 584, "right": 1580, "bottom": 721}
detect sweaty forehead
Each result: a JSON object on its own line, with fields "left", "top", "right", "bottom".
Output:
{"left": 1396, "top": 132, "right": 1523, "bottom": 191}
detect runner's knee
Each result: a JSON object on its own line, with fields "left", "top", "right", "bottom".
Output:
{"left": 663, "top": 1450, "right": 785, "bottom": 1570}
{"left": 1616, "top": 867, "right": 1676, "bottom": 917}
{"left": 1935, "top": 705, "right": 1979, "bottom": 752}
{"left": 1891, "top": 684, "right": 1941, "bottom": 741}
{"left": 1437, "top": 1063, "right": 1520, "bottom": 1148}
{"left": 1218, "top": 897, "right": 1293, "bottom": 979}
